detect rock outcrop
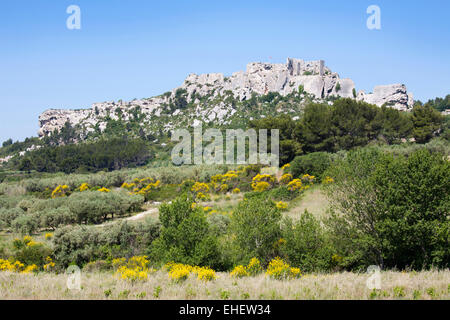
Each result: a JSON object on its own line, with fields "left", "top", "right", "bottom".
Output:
{"left": 357, "top": 84, "right": 414, "bottom": 111}
{"left": 38, "top": 57, "right": 414, "bottom": 138}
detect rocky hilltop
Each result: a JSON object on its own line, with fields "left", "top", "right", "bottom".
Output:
{"left": 38, "top": 58, "right": 414, "bottom": 139}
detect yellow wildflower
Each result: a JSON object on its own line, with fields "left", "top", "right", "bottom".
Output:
{"left": 275, "top": 201, "right": 288, "bottom": 210}
{"left": 232, "top": 188, "right": 240, "bottom": 194}
{"left": 79, "top": 183, "right": 90, "bottom": 192}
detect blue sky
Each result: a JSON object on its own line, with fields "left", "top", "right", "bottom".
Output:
{"left": 1, "top": 0, "right": 449, "bottom": 143}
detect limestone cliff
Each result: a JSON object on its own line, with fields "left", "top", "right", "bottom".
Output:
{"left": 38, "top": 58, "right": 414, "bottom": 139}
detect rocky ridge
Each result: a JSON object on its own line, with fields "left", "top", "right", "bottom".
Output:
{"left": 38, "top": 58, "right": 414, "bottom": 139}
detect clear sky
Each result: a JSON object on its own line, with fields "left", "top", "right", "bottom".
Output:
{"left": 1, "top": 0, "right": 449, "bottom": 143}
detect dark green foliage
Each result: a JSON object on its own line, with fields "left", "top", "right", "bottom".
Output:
{"left": 412, "top": 104, "right": 444, "bottom": 143}
{"left": 249, "top": 115, "right": 302, "bottom": 165}
{"left": 377, "top": 106, "right": 413, "bottom": 144}
{"left": 231, "top": 197, "right": 282, "bottom": 265}
{"left": 149, "top": 196, "right": 222, "bottom": 268}
{"left": 281, "top": 211, "right": 333, "bottom": 272}
{"left": 2, "top": 139, "right": 13, "bottom": 148}
{"left": 442, "top": 116, "right": 450, "bottom": 141}
{"left": 416, "top": 94, "right": 450, "bottom": 112}
{"left": 325, "top": 148, "right": 449, "bottom": 270}
{"left": 279, "top": 140, "right": 303, "bottom": 166}
{"left": 17, "top": 137, "right": 152, "bottom": 173}
{"left": 0, "top": 137, "right": 41, "bottom": 158}
{"left": 296, "top": 99, "right": 416, "bottom": 153}
{"left": 290, "top": 152, "right": 331, "bottom": 179}
{"left": 295, "top": 103, "right": 334, "bottom": 152}
{"left": 168, "top": 88, "right": 189, "bottom": 112}
{"left": 330, "top": 99, "right": 381, "bottom": 150}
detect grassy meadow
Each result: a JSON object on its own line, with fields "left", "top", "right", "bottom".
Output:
{"left": 1, "top": 269, "right": 449, "bottom": 300}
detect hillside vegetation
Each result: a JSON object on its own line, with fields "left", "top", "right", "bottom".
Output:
{"left": 0, "top": 97, "right": 449, "bottom": 300}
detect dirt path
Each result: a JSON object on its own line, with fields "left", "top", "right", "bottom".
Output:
{"left": 125, "top": 207, "right": 158, "bottom": 221}
{"left": 95, "top": 206, "right": 159, "bottom": 227}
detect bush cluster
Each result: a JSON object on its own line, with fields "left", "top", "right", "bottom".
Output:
{"left": 0, "top": 189, "right": 144, "bottom": 233}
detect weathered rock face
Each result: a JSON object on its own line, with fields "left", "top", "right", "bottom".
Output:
{"left": 37, "top": 57, "right": 414, "bottom": 138}
{"left": 357, "top": 84, "right": 414, "bottom": 111}
{"left": 38, "top": 109, "right": 90, "bottom": 137}
{"left": 181, "top": 58, "right": 349, "bottom": 100}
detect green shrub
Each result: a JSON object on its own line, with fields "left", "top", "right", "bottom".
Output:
{"left": 290, "top": 152, "right": 331, "bottom": 179}
{"left": 0, "top": 207, "right": 25, "bottom": 228}
{"left": 325, "top": 147, "right": 450, "bottom": 270}
{"left": 335, "top": 82, "right": 341, "bottom": 92}
{"left": 412, "top": 104, "right": 444, "bottom": 143}
{"left": 281, "top": 211, "right": 333, "bottom": 272}
{"left": 67, "top": 190, "right": 143, "bottom": 224}
{"left": 244, "top": 186, "right": 296, "bottom": 202}
{"left": 39, "top": 207, "right": 76, "bottom": 230}
{"left": 17, "top": 137, "right": 152, "bottom": 174}
{"left": 149, "top": 196, "right": 221, "bottom": 269}
{"left": 82, "top": 260, "right": 111, "bottom": 272}
{"left": 13, "top": 240, "right": 52, "bottom": 267}
{"left": 231, "top": 197, "right": 282, "bottom": 265}
{"left": 11, "top": 213, "right": 40, "bottom": 234}
{"left": 393, "top": 286, "right": 406, "bottom": 298}
{"left": 207, "top": 212, "right": 231, "bottom": 237}
{"left": 52, "top": 219, "right": 160, "bottom": 268}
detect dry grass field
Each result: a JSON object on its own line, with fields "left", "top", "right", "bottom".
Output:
{"left": 285, "top": 186, "right": 330, "bottom": 220}
{"left": 0, "top": 270, "right": 448, "bottom": 300}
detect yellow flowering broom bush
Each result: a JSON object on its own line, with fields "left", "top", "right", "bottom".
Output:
{"left": 301, "top": 174, "right": 315, "bottom": 186}
{"left": 79, "top": 183, "right": 90, "bottom": 192}
{"left": 251, "top": 174, "right": 275, "bottom": 192}
{"left": 115, "top": 256, "right": 155, "bottom": 282}
{"left": 252, "top": 181, "right": 270, "bottom": 192}
{"left": 211, "top": 170, "right": 240, "bottom": 192}
{"left": 51, "top": 185, "right": 70, "bottom": 198}
{"left": 0, "top": 259, "right": 38, "bottom": 274}
{"left": 43, "top": 256, "right": 55, "bottom": 272}
{"left": 194, "top": 266, "right": 216, "bottom": 282}
{"left": 231, "top": 258, "right": 262, "bottom": 278}
{"left": 230, "top": 265, "right": 248, "bottom": 278}
{"left": 165, "top": 262, "right": 216, "bottom": 282}
{"left": 246, "top": 258, "right": 263, "bottom": 275}
{"left": 287, "top": 179, "right": 303, "bottom": 192}
{"left": 167, "top": 263, "right": 192, "bottom": 282}
{"left": 279, "top": 173, "right": 293, "bottom": 185}
{"left": 266, "top": 257, "right": 301, "bottom": 280}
